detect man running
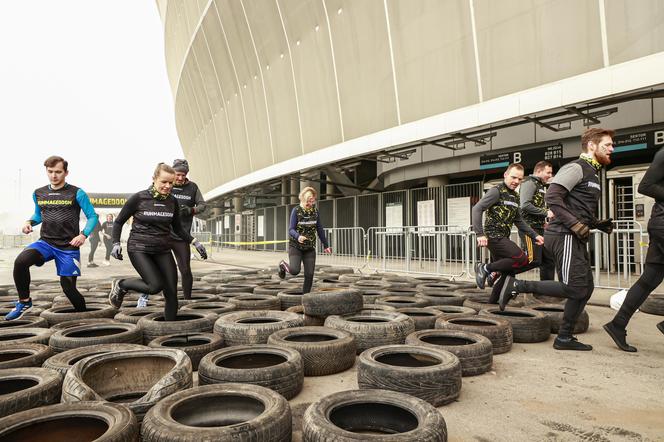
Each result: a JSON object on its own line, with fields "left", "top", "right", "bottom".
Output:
{"left": 472, "top": 163, "right": 544, "bottom": 303}
{"left": 5, "top": 156, "right": 98, "bottom": 320}
{"left": 519, "top": 160, "right": 556, "bottom": 281}
{"left": 499, "top": 128, "right": 615, "bottom": 351}
{"left": 170, "top": 159, "right": 207, "bottom": 300}
{"left": 87, "top": 220, "right": 102, "bottom": 268}
{"left": 101, "top": 213, "right": 114, "bottom": 266}
{"left": 604, "top": 146, "right": 664, "bottom": 351}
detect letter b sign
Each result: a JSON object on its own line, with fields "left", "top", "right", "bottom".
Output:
{"left": 513, "top": 152, "right": 522, "bottom": 163}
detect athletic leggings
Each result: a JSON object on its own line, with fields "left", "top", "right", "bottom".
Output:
{"left": 287, "top": 246, "right": 316, "bottom": 294}
{"left": 171, "top": 240, "right": 193, "bottom": 299}
{"left": 13, "top": 248, "right": 86, "bottom": 311}
{"left": 88, "top": 239, "right": 99, "bottom": 263}
{"left": 612, "top": 263, "right": 664, "bottom": 328}
{"left": 103, "top": 238, "right": 113, "bottom": 260}
{"left": 486, "top": 237, "right": 530, "bottom": 303}
{"left": 119, "top": 251, "right": 178, "bottom": 320}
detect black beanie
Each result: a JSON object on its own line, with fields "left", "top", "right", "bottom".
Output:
{"left": 173, "top": 159, "right": 189, "bottom": 173}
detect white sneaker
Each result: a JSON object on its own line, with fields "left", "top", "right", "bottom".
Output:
{"left": 136, "top": 294, "right": 149, "bottom": 308}
{"left": 102, "top": 260, "right": 111, "bottom": 266}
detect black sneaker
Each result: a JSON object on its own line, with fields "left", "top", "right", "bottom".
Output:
{"left": 498, "top": 275, "right": 518, "bottom": 311}
{"left": 553, "top": 336, "right": 593, "bottom": 351}
{"left": 475, "top": 263, "right": 488, "bottom": 289}
{"left": 87, "top": 262, "right": 98, "bottom": 268}
{"left": 108, "top": 279, "right": 127, "bottom": 309}
{"left": 657, "top": 321, "right": 664, "bottom": 336}
{"left": 603, "top": 322, "right": 636, "bottom": 352}
{"left": 487, "top": 272, "right": 501, "bottom": 288}
{"left": 278, "top": 260, "right": 289, "bottom": 280}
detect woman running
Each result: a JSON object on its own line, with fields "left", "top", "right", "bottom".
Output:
{"left": 100, "top": 213, "right": 115, "bottom": 266}
{"left": 278, "top": 186, "right": 331, "bottom": 293}
{"left": 108, "top": 163, "right": 207, "bottom": 320}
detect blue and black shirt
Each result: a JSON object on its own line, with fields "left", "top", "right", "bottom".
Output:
{"left": 29, "top": 183, "right": 98, "bottom": 250}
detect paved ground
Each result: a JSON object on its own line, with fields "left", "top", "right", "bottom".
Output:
{"left": 1, "top": 245, "right": 663, "bottom": 441}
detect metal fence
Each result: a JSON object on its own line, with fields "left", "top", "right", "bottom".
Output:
{"left": 0, "top": 234, "right": 34, "bottom": 249}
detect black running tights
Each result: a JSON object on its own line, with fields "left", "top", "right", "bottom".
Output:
{"left": 288, "top": 246, "right": 316, "bottom": 294}
{"left": 120, "top": 251, "right": 178, "bottom": 320}
{"left": 13, "top": 248, "right": 86, "bottom": 311}
{"left": 171, "top": 240, "right": 193, "bottom": 299}
{"left": 612, "top": 263, "right": 664, "bottom": 328}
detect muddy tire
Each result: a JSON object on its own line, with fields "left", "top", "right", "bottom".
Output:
{"left": 40, "top": 304, "right": 118, "bottom": 326}
{"left": 357, "top": 344, "right": 461, "bottom": 406}
{"left": 0, "top": 401, "right": 139, "bottom": 441}
{"left": 198, "top": 345, "right": 304, "bottom": 399}
{"left": 324, "top": 311, "right": 415, "bottom": 353}
{"left": 376, "top": 295, "right": 430, "bottom": 309}
{"left": 268, "top": 326, "right": 356, "bottom": 376}
{"left": 395, "top": 307, "right": 443, "bottom": 330}
{"left": 530, "top": 304, "right": 589, "bottom": 334}
{"left": 0, "top": 367, "right": 63, "bottom": 417}
{"left": 303, "top": 288, "right": 363, "bottom": 317}
{"left": 137, "top": 311, "right": 217, "bottom": 344}
{"left": 0, "top": 343, "right": 53, "bottom": 369}
{"left": 214, "top": 310, "right": 304, "bottom": 346}
{"left": 479, "top": 307, "right": 551, "bottom": 343}
{"left": 0, "top": 316, "right": 48, "bottom": 329}
{"left": 277, "top": 288, "right": 306, "bottom": 310}
{"left": 141, "top": 383, "right": 291, "bottom": 442}
{"left": 42, "top": 343, "right": 146, "bottom": 375}
{"left": 61, "top": 348, "right": 192, "bottom": 422}
{"left": 148, "top": 333, "right": 223, "bottom": 370}
{"left": 436, "top": 315, "right": 513, "bottom": 354}
{"left": 48, "top": 323, "right": 143, "bottom": 353}
{"left": 302, "top": 389, "right": 447, "bottom": 441}
{"left": 0, "top": 327, "right": 54, "bottom": 346}
{"left": 415, "top": 291, "right": 466, "bottom": 306}
{"left": 639, "top": 293, "right": 664, "bottom": 316}
{"left": 406, "top": 329, "right": 493, "bottom": 376}
{"left": 228, "top": 294, "right": 281, "bottom": 311}
{"left": 114, "top": 307, "right": 163, "bottom": 324}
{"left": 429, "top": 305, "right": 478, "bottom": 320}
{"left": 286, "top": 305, "right": 325, "bottom": 326}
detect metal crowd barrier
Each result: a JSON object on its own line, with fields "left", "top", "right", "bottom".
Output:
{"left": 0, "top": 234, "right": 34, "bottom": 249}
{"left": 316, "top": 227, "right": 368, "bottom": 270}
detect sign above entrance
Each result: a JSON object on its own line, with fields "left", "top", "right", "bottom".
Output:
{"left": 88, "top": 193, "right": 133, "bottom": 208}
{"left": 479, "top": 144, "right": 563, "bottom": 171}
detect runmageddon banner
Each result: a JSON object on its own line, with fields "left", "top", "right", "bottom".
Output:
{"left": 88, "top": 193, "right": 133, "bottom": 208}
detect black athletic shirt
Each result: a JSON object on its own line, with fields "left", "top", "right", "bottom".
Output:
{"left": 101, "top": 221, "right": 114, "bottom": 239}
{"left": 639, "top": 146, "right": 664, "bottom": 231}
{"left": 520, "top": 175, "right": 548, "bottom": 230}
{"left": 545, "top": 156, "right": 602, "bottom": 236}
{"left": 471, "top": 183, "right": 537, "bottom": 239}
{"left": 170, "top": 179, "right": 206, "bottom": 241}
{"left": 29, "top": 183, "right": 98, "bottom": 250}
{"left": 112, "top": 189, "right": 193, "bottom": 254}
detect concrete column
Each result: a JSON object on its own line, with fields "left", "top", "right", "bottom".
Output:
{"left": 233, "top": 197, "right": 243, "bottom": 213}
{"left": 326, "top": 180, "right": 335, "bottom": 200}
{"left": 290, "top": 175, "right": 300, "bottom": 205}
{"left": 427, "top": 175, "right": 449, "bottom": 188}
{"left": 281, "top": 176, "right": 289, "bottom": 206}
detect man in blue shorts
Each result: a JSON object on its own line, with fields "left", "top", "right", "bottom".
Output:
{"left": 5, "top": 156, "right": 98, "bottom": 320}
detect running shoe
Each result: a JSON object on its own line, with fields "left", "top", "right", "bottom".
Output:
{"left": 136, "top": 294, "right": 149, "bottom": 308}
{"left": 87, "top": 262, "right": 98, "bottom": 268}
{"left": 657, "top": 321, "right": 664, "bottom": 336}
{"left": 278, "top": 260, "right": 290, "bottom": 280}
{"left": 603, "top": 321, "right": 636, "bottom": 352}
{"left": 102, "top": 260, "right": 110, "bottom": 266}
{"left": 4, "top": 299, "right": 32, "bottom": 321}
{"left": 553, "top": 336, "right": 592, "bottom": 351}
{"left": 498, "top": 276, "right": 519, "bottom": 311}
{"left": 474, "top": 263, "right": 488, "bottom": 289}
{"left": 486, "top": 272, "right": 501, "bottom": 288}
{"left": 108, "top": 279, "right": 127, "bottom": 309}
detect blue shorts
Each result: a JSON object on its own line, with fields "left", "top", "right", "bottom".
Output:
{"left": 27, "top": 240, "right": 81, "bottom": 277}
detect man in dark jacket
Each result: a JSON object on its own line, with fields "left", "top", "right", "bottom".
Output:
{"left": 499, "top": 128, "right": 615, "bottom": 351}
{"left": 519, "top": 160, "right": 556, "bottom": 280}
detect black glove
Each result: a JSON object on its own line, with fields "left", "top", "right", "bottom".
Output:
{"left": 193, "top": 240, "right": 207, "bottom": 260}
{"left": 593, "top": 218, "right": 613, "bottom": 234}
{"left": 111, "top": 242, "right": 123, "bottom": 260}
{"left": 570, "top": 222, "right": 590, "bottom": 240}
{"left": 180, "top": 206, "right": 193, "bottom": 216}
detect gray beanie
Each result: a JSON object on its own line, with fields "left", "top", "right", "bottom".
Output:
{"left": 172, "top": 159, "right": 189, "bottom": 173}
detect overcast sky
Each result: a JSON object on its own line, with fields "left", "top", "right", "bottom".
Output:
{"left": 0, "top": 1, "right": 183, "bottom": 233}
